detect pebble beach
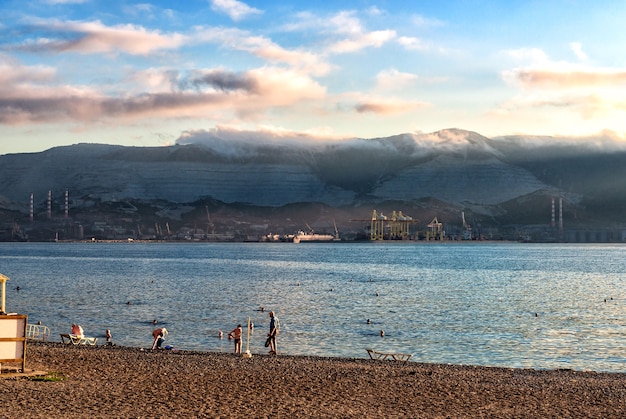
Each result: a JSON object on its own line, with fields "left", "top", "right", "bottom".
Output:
{"left": 1, "top": 341, "right": 626, "bottom": 418}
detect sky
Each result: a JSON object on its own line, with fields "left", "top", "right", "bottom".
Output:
{"left": 1, "top": 0, "right": 626, "bottom": 154}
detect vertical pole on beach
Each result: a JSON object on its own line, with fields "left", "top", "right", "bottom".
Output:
{"left": 0, "top": 273, "right": 9, "bottom": 314}
{"left": 243, "top": 316, "right": 252, "bottom": 358}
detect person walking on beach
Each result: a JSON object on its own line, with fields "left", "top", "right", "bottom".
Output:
{"left": 228, "top": 324, "right": 243, "bottom": 354}
{"left": 151, "top": 327, "right": 168, "bottom": 350}
{"left": 268, "top": 311, "right": 279, "bottom": 354}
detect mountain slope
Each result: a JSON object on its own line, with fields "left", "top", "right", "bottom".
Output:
{"left": 1, "top": 129, "right": 625, "bottom": 232}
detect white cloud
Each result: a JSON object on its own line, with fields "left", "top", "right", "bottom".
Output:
{"left": 410, "top": 14, "right": 444, "bottom": 28}
{"left": 194, "top": 27, "right": 332, "bottom": 76}
{"left": 328, "top": 29, "right": 396, "bottom": 54}
{"left": 504, "top": 47, "right": 550, "bottom": 65}
{"left": 570, "top": 42, "right": 588, "bottom": 61}
{"left": 328, "top": 11, "right": 363, "bottom": 35}
{"left": 397, "top": 36, "right": 429, "bottom": 51}
{"left": 210, "top": 0, "right": 263, "bottom": 21}
{"left": 366, "top": 6, "right": 385, "bottom": 16}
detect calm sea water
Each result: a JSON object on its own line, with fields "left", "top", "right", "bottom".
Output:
{"left": 1, "top": 242, "right": 625, "bottom": 372}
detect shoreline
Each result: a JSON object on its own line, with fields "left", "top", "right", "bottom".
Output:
{"left": 2, "top": 341, "right": 626, "bottom": 418}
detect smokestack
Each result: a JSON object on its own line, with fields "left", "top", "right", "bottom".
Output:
{"left": 559, "top": 197, "right": 563, "bottom": 231}
{"left": 47, "top": 190, "right": 51, "bottom": 219}
{"left": 65, "top": 190, "right": 69, "bottom": 219}
{"left": 551, "top": 197, "right": 555, "bottom": 228}
{"left": 30, "top": 193, "right": 34, "bottom": 222}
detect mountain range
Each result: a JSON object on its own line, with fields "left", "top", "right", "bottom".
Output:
{"left": 1, "top": 128, "right": 626, "bottom": 240}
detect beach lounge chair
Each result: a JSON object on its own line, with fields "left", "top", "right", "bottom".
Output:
{"left": 60, "top": 333, "right": 98, "bottom": 346}
{"left": 366, "top": 348, "right": 412, "bottom": 362}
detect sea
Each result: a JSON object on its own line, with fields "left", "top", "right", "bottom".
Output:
{"left": 1, "top": 241, "right": 625, "bottom": 373}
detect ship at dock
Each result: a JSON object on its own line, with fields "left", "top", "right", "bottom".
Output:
{"left": 293, "top": 222, "right": 340, "bottom": 243}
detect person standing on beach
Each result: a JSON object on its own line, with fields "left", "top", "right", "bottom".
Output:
{"left": 268, "top": 311, "right": 279, "bottom": 354}
{"left": 228, "top": 324, "right": 243, "bottom": 354}
{"left": 151, "top": 327, "right": 168, "bottom": 350}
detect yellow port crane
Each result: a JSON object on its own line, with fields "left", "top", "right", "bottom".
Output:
{"left": 351, "top": 210, "right": 418, "bottom": 240}
{"left": 426, "top": 217, "right": 445, "bottom": 240}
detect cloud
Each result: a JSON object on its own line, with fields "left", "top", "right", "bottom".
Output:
{"left": 0, "top": 61, "right": 326, "bottom": 124}
{"left": 504, "top": 67, "right": 626, "bottom": 89}
{"left": 210, "top": 0, "right": 263, "bottom": 21}
{"left": 176, "top": 125, "right": 348, "bottom": 151}
{"left": 354, "top": 98, "right": 429, "bottom": 115}
{"left": 500, "top": 47, "right": 626, "bottom": 122}
{"left": 504, "top": 47, "right": 550, "bottom": 64}
{"left": 569, "top": 42, "right": 588, "bottom": 61}
{"left": 0, "top": 55, "right": 56, "bottom": 87}
{"left": 366, "top": 6, "right": 385, "bottom": 16}
{"left": 397, "top": 36, "right": 449, "bottom": 54}
{"left": 492, "top": 130, "right": 626, "bottom": 152}
{"left": 12, "top": 19, "right": 186, "bottom": 55}
{"left": 410, "top": 14, "right": 445, "bottom": 28}
{"left": 374, "top": 69, "right": 418, "bottom": 91}
{"left": 502, "top": 47, "right": 624, "bottom": 89}
{"left": 328, "top": 11, "right": 364, "bottom": 35}
{"left": 285, "top": 10, "right": 395, "bottom": 54}
{"left": 195, "top": 27, "right": 331, "bottom": 76}
{"left": 180, "top": 69, "right": 259, "bottom": 93}
{"left": 328, "top": 29, "right": 396, "bottom": 54}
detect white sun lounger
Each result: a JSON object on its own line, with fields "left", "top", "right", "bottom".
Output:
{"left": 366, "top": 348, "right": 412, "bottom": 362}
{"left": 60, "top": 333, "right": 98, "bottom": 346}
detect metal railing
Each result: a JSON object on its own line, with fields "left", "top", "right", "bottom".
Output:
{"left": 26, "top": 323, "right": 50, "bottom": 341}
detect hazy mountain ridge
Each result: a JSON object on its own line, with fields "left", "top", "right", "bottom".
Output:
{"left": 1, "top": 128, "right": 626, "bottom": 230}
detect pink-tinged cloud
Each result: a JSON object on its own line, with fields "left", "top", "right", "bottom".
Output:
{"left": 0, "top": 65, "right": 326, "bottom": 124}
{"left": 354, "top": 99, "right": 429, "bottom": 115}
{"left": 16, "top": 19, "right": 186, "bottom": 55}
{"left": 505, "top": 67, "right": 626, "bottom": 89}
{"left": 493, "top": 91, "right": 626, "bottom": 122}
{"left": 210, "top": 0, "right": 263, "bottom": 21}
{"left": 374, "top": 69, "right": 419, "bottom": 91}
{"left": 0, "top": 56, "right": 56, "bottom": 87}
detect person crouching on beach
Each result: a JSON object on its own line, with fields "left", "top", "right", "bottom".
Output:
{"left": 228, "top": 324, "right": 243, "bottom": 354}
{"left": 151, "top": 327, "right": 168, "bottom": 350}
{"left": 268, "top": 311, "right": 279, "bottom": 355}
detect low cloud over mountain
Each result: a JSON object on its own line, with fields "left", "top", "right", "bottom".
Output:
{"left": 2, "top": 128, "right": 626, "bottom": 233}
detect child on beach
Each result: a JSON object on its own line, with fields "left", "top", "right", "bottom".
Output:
{"left": 228, "top": 324, "right": 243, "bottom": 354}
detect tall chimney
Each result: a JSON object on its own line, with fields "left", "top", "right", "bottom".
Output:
{"left": 559, "top": 197, "right": 563, "bottom": 231}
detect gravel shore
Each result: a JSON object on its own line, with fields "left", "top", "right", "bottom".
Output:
{"left": 1, "top": 341, "right": 626, "bottom": 418}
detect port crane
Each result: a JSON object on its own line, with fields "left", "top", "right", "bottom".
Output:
{"left": 351, "top": 210, "right": 418, "bottom": 240}
{"left": 426, "top": 217, "right": 445, "bottom": 240}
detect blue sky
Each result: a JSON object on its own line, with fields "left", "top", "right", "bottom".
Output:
{"left": 1, "top": 0, "right": 625, "bottom": 154}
